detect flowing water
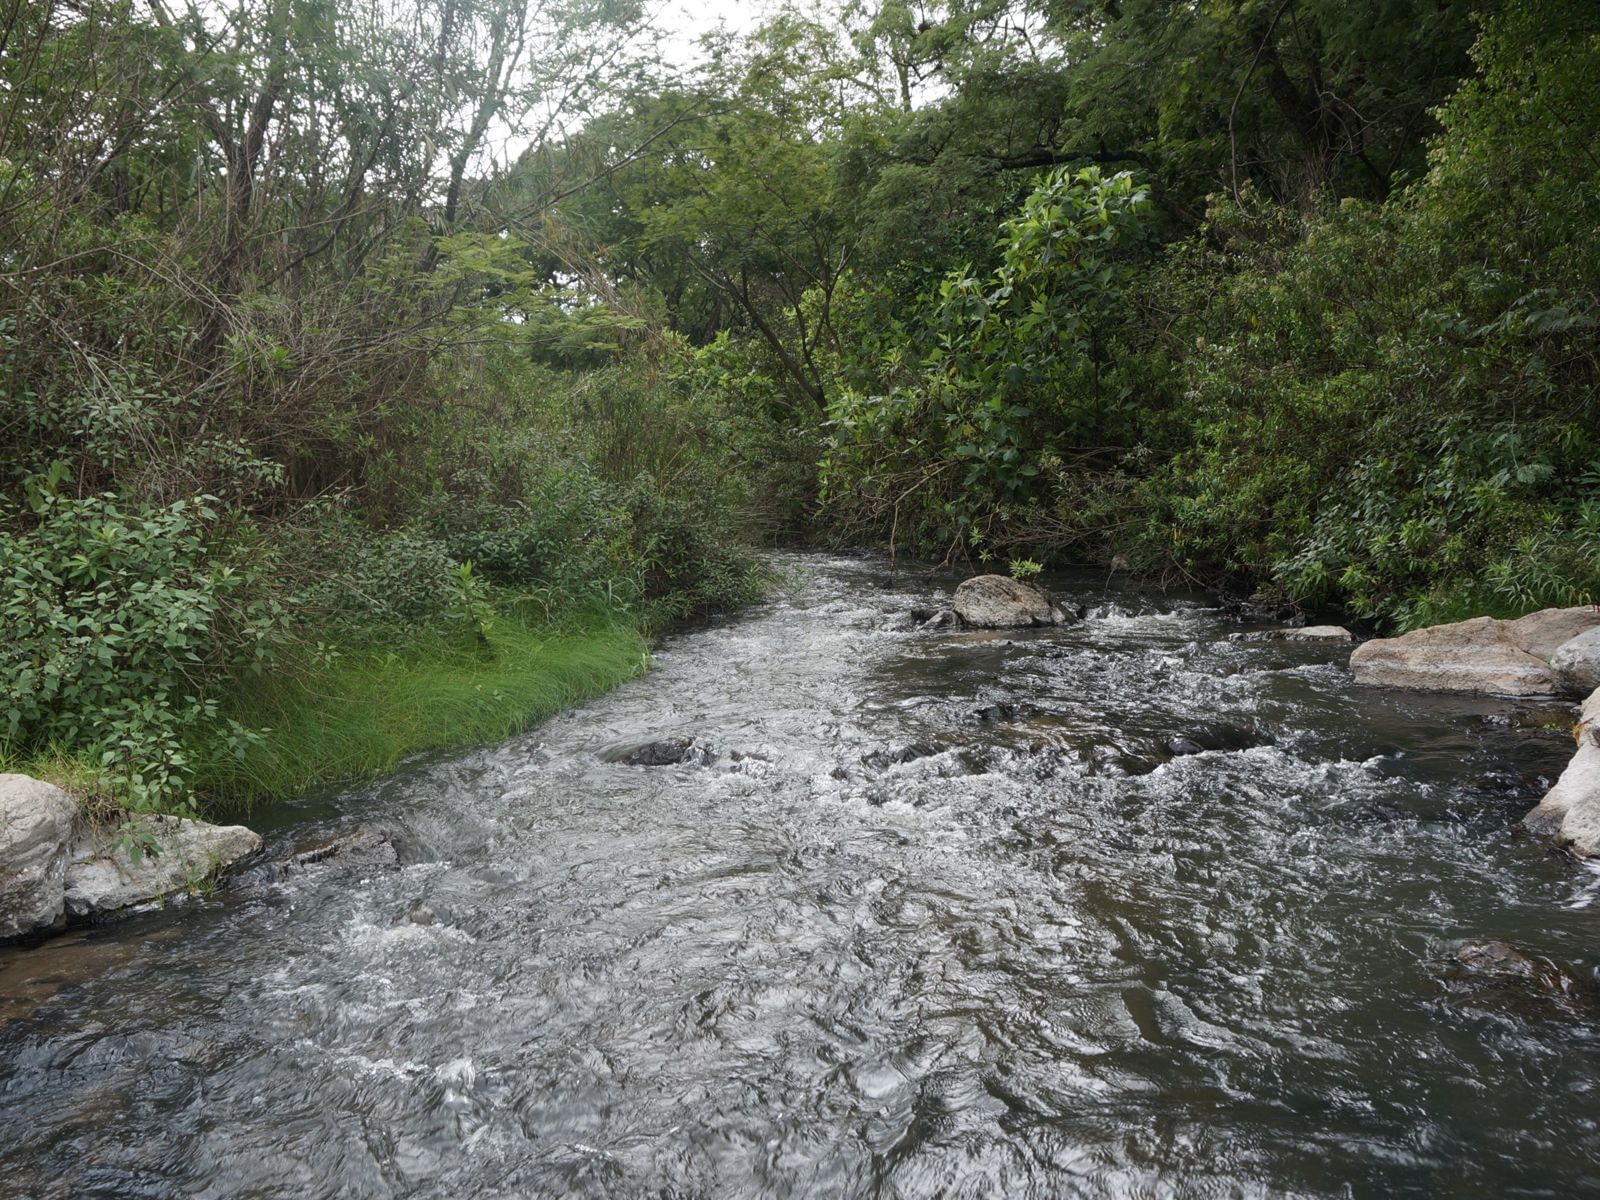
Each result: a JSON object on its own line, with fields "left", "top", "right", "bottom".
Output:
{"left": 3, "top": 554, "right": 1599, "bottom": 1199}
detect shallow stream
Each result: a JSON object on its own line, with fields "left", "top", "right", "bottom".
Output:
{"left": 3, "top": 555, "right": 1598, "bottom": 1198}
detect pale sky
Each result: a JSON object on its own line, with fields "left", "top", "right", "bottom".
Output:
{"left": 651, "top": 0, "right": 782, "bottom": 56}
{"left": 658, "top": 0, "right": 772, "bottom": 35}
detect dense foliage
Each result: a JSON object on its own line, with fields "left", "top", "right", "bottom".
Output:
{"left": 5, "top": 0, "right": 1596, "bottom": 813}
{"left": 0, "top": 0, "right": 766, "bottom": 813}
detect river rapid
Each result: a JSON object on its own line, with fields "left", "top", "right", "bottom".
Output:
{"left": 3, "top": 554, "right": 1599, "bottom": 1199}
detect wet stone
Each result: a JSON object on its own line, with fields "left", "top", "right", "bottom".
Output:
{"left": 861, "top": 743, "right": 941, "bottom": 771}
{"left": 289, "top": 828, "right": 402, "bottom": 874}
{"left": 613, "top": 738, "right": 715, "bottom": 767}
{"left": 1449, "top": 940, "right": 1594, "bottom": 1006}
{"left": 970, "top": 702, "right": 1027, "bottom": 724}
{"left": 404, "top": 901, "right": 451, "bottom": 927}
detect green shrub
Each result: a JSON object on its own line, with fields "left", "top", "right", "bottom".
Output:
{"left": 822, "top": 166, "right": 1155, "bottom": 553}
{"left": 0, "top": 492, "right": 280, "bottom": 812}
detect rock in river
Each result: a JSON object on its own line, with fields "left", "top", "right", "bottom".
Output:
{"left": 1552, "top": 627, "right": 1600, "bottom": 695}
{"left": 1233, "top": 625, "right": 1355, "bottom": 643}
{"left": 63, "top": 816, "right": 262, "bottom": 919}
{"left": 0, "top": 775, "right": 79, "bottom": 941}
{"left": 613, "top": 737, "right": 715, "bottom": 767}
{"left": 1283, "top": 625, "right": 1355, "bottom": 642}
{"left": 3, "top": 774, "right": 262, "bottom": 940}
{"left": 1350, "top": 606, "right": 1600, "bottom": 696}
{"left": 952, "top": 575, "right": 1073, "bottom": 629}
{"left": 1523, "top": 686, "right": 1600, "bottom": 856}
{"left": 1451, "top": 940, "right": 1591, "bottom": 1004}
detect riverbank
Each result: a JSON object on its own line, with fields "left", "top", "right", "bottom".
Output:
{"left": 2, "top": 604, "right": 653, "bottom": 822}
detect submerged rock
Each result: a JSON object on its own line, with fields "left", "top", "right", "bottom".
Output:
{"left": 970, "top": 702, "right": 1026, "bottom": 724}
{"left": 1219, "top": 591, "right": 1301, "bottom": 623}
{"left": 1523, "top": 687, "right": 1600, "bottom": 856}
{"left": 614, "top": 737, "right": 715, "bottom": 767}
{"left": 1351, "top": 607, "right": 1600, "bottom": 696}
{"left": 952, "top": 575, "right": 1072, "bottom": 629}
{"left": 404, "top": 899, "right": 453, "bottom": 927}
{"left": 1160, "top": 726, "right": 1272, "bottom": 759}
{"left": 861, "top": 743, "right": 941, "bottom": 771}
{"left": 289, "top": 827, "right": 404, "bottom": 874}
{"left": 0, "top": 775, "right": 79, "bottom": 940}
{"left": 62, "top": 816, "right": 261, "bottom": 919}
{"left": 1450, "top": 940, "right": 1592, "bottom": 1005}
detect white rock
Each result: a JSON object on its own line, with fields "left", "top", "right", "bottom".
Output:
{"left": 952, "top": 575, "right": 1072, "bottom": 629}
{"left": 1506, "top": 607, "right": 1600, "bottom": 662}
{"left": 1280, "top": 625, "right": 1355, "bottom": 642}
{"left": 1351, "top": 607, "right": 1600, "bottom": 696}
{"left": 0, "top": 775, "right": 78, "bottom": 940}
{"left": 1551, "top": 626, "right": 1600, "bottom": 695}
{"left": 1525, "top": 688, "right": 1600, "bottom": 855}
{"left": 63, "top": 816, "right": 262, "bottom": 918}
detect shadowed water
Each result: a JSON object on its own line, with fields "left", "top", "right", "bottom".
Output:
{"left": 3, "top": 554, "right": 1599, "bottom": 1199}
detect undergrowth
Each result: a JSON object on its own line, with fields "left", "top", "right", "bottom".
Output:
{"left": 194, "top": 605, "right": 649, "bottom": 803}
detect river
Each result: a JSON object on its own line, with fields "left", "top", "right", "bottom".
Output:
{"left": 3, "top": 554, "right": 1598, "bottom": 1198}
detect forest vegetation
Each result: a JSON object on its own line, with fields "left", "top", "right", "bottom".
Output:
{"left": 2, "top": 0, "right": 1596, "bottom": 820}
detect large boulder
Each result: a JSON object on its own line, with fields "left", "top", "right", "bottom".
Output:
{"left": 1524, "top": 687, "right": 1600, "bottom": 856}
{"left": 952, "top": 575, "right": 1072, "bottom": 629}
{"left": 0, "top": 775, "right": 79, "bottom": 940}
{"left": 1552, "top": 627, "right": 1600, "bottom": 695}
{"left": 62, "top": 815, "right": 261, "bottom": 918}
{"left": 1350, "top": 607, "right": 1600, "bottom": 696}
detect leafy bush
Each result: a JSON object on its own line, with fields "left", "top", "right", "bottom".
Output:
{"left": 813, "top": 3, "right": 1599, "bottom": 630}
{"left": 620, "top": 477, "right": 768, "bottom": 624}
{"left": 822, "top": 166, "right": 1155, "bottom": 552}
{"left": 0, "top": 492, "right": 280, "bottom": 812}
{"left": 1127, "top": 0, "right": 1600, "bottom": 627}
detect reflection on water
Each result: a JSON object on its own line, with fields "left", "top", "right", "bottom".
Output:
{"left": 3, "top": 554, "right": 1597, "bottom": 1199}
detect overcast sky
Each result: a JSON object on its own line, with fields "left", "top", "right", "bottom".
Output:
{"left": 652, "top": 0, "right": 771, "bottom": 41}
{"left": 652, "top": 0, "right": 776, "bottom": 51}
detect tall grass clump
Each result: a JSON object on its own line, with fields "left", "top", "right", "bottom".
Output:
{"left": 195, "top": 606, "right": 648, "bottom": 801}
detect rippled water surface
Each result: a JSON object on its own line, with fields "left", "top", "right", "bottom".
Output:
{"left": 4, "top": 555, "right": 1600, "bottom": 1199}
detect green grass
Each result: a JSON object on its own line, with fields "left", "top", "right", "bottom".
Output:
{"left": 192, "top": 605, "right": 650, "bottom": 805}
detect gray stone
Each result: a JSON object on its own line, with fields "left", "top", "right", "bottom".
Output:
{"left": 614, "top": 737, "right": 714, "bottom": 767}
{"left": 289, "top": 828, "right": 401, "bottom": 874}
{"left": 62, "top": 816, "right": 261, "bottom": 918}
{"left": 1281, "top": 625, "right": 1355, "bottom": 642}
{"left": 1351, "top": 607, "right": 1600, "bottom": 696}
{"left": 1506, "top": 607, "right": 1600, "bottom": 662}
{"left": 952, "top": 575, "right": 1072, "bottom": 629}
{"left": 1551, "top": 627, "right": 1600, "bottom": 695}
{"left": 1524, "top": 688, "right": 1600, "bottom": 855}
{"left": 919, "top": 608, "right": 959, "bottom": 630}
{"left": 1236, "top": 625, "right": 1356, "bottom": 643}
{"left": 0, "top": 775, "right": 78, "bottom": 940}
